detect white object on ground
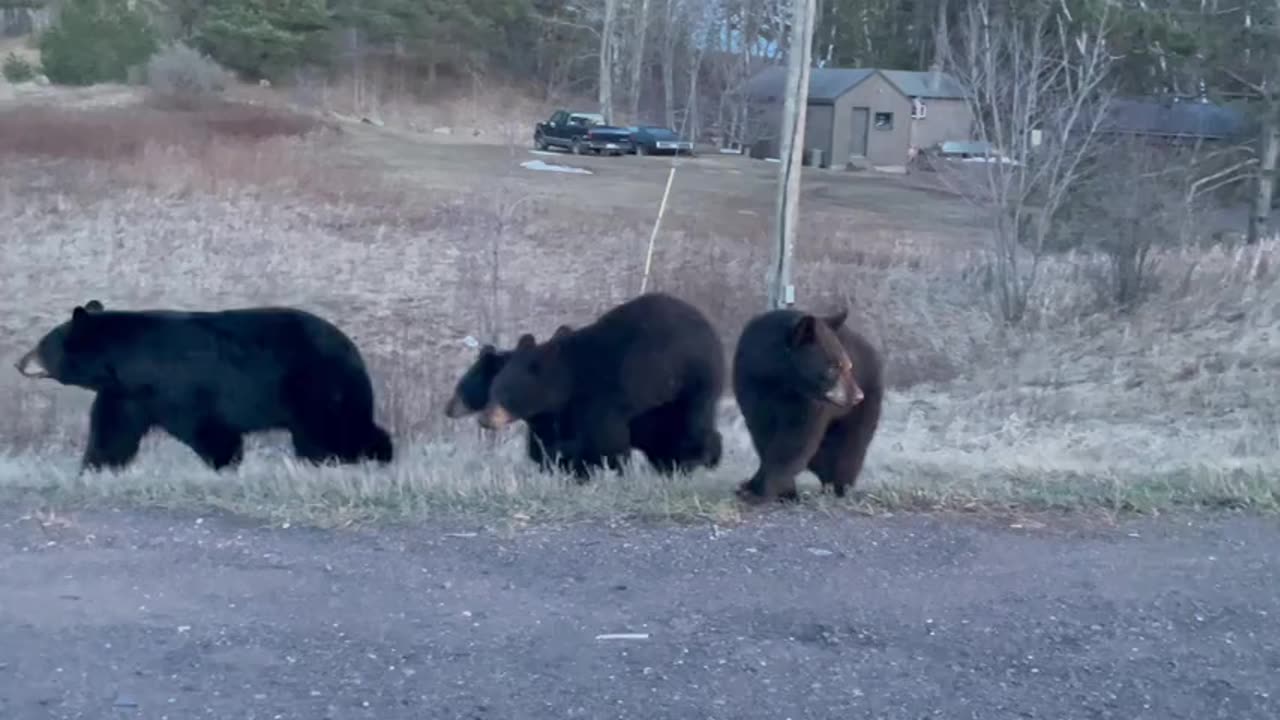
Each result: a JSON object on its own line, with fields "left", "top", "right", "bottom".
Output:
{"left": 595, "top": 633, "right": 650, "bottom": 640}
{"left": 521, "top": 160, "right": 593, "bottom": 175}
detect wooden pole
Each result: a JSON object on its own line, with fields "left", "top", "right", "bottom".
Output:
{"left": 767, "top": 0, "right": 817, "bottom": 310}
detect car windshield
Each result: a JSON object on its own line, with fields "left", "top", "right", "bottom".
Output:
{"left": 569, "top": 114, "right": 605, "bottom": 126}
{"left": 641, "top": 127, "right": 677, "bottom": 138}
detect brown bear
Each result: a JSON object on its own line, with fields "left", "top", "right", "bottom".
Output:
{"left": 475, "top": 293, "right": 725, "bottom": 480}
{"left": 731, "top": 307, "right": 883, "bottom": 503}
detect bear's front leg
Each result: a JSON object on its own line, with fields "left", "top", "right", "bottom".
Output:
{"left": 81, "top": 391, "right": 153, "bottom": 473}
{"left": 565, "top": 409, "right": 632, "bottom": 483}
{"left": 737, "top": 408, "right": 830, "bottom": 504}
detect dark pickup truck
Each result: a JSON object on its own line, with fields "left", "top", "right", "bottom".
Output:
{"left": 534, "top": 110, "right": 634, "bottom": 156}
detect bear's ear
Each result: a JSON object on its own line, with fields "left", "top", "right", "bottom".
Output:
{"left": 788, "top": 315, "right": 818, "bottom": 348}
{"left": 552, "top": 324, "right": 572, "bottom": 339}
{"left": 516, "top": 333, "right": 537, "bottom": 351}
{"left": 823, "top": 308, "right": 848, "bottom": 329}
{"left": 84, "top": 300, "right": 104, "bottom": 313}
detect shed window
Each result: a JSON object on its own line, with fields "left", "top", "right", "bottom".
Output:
{"left": 874, "top": 112, "right": 894, "bottom": 130}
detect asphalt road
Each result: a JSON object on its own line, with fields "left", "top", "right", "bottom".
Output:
{"left": 1, "top": 507, "right": 1277, "bottom": 720}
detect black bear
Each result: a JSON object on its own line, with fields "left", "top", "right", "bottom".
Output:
{"left": 444, "top": 327, "right": 573, "bottom": 473}
{"left": 732, "top": 308, "right": 884, "bottom": 503}
{"left": 15, "top": 300, "right": 394, "bottom": 472}
{"left": 475, "top": 293, "right": 725, "bottom": 480}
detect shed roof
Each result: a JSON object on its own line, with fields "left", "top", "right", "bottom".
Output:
{"left": 738, "top": 66, "right": 967, "bottom": 102}
{"left": 1096, "top": 97, "right": 1248, "bottom": 140}
{"left": 738, "top": 67, "right": 876, "bottom": 102}
{"left": 879, "top": 69, "right": 967, "bottom": 99}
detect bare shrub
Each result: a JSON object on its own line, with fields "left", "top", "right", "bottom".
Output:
{"left": 145, "top": 42, "right": 231, "bottom": 110}
{"left": 1060, "top": 138, "right": 1187, "bottom": 309}
{"left": 940, "top": 0, "right": 1114, "bottom": 323}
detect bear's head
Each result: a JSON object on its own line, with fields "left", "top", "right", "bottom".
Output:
{"left": 478, "top": 326, "right": 575, "bottom": 430}
{"left": 444, "top": 343, "right": 511, "bottom": 419}
{"left": 785, "top": 309, "right": 864, "bottom": 410}
{"left": 15, "top": 300, "right": 113, "bottom": 389}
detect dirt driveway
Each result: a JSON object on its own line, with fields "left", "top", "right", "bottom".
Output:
{"left": 1, "top": 507, "right": 1277, "bottom": 719}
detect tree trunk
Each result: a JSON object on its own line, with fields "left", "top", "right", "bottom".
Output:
{"left": 660, "top": 0, "right": 679, "bottom": 129}
{"left": 1247, "top": 99, "right": 1278, "bottom": 244}
{"left": 599, "top": 0, "right": 618, "bottom": 123}
{"left": 768, "top": 0, "right": 816, "bottom": 310}
{"left": 628, "top": 0, "right": 652, "bottom": 122}
{"left": 687, "top": 58, "right": 700, "bottom": 140}
{"left": 933, "top": 0, "right": 949, "bottom": 67}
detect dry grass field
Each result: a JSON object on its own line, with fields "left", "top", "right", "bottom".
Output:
{"left": 1, "top": 86, "right": 1276, "bottom": 526}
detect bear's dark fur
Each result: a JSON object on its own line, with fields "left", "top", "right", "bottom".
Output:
{"left": 444, "top": 327, "right": 573, "bottom": 473}
{"left": 732, "top": 308, "right": 883, "bottom": 503}
{"left": 15, "top": 301, "right": 394, "bottom": 472}
{"left": 477, "top": 293, "right": 725, "bottom": 480}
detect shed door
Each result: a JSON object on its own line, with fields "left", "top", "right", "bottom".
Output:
{"left": 850, "top": 107, "right": 870, "bottom": 157}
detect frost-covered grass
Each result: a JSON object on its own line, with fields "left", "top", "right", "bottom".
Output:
{"left": 1, "top": 101, "right": 1277, "bottom": 526}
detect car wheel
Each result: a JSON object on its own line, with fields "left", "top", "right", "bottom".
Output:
{"left": 571, "top": 139, "right": 583, "bottom": 155}
{"left": 636, "top": 144, "right": 648, "bottom": 157}
{"left": 535, "top": 135, "right": 547, "bottom": 151}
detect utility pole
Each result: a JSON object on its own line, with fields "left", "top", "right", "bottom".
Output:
{"left": 767, "top": 0, "right": 817, "bottom": 309}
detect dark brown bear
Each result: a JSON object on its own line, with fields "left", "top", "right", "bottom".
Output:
{"left": 476, "top": 293, "right": 725, "bottom": 480}
{"left": 444, "top": 327, "right": 573, "bottom": 473}
{"left": 732, "top": 308, "right": 884, "bottom": 503}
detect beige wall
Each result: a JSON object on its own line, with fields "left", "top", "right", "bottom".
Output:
{"left": 804, "top": 104, "right": 834, "bottom": 167}
{"left": 832, "top": 73, "right": 912, "bottom": 167}
{"left": 908, "top": 98, "right": 974, "bottom": 150}
{"left": 743, "top": 74, "right": 974, "bottom": 167}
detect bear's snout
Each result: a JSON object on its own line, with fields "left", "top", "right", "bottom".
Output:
{"left": 477, "top": 403, "right": 516, "bottom": 430}
{"left": 823, "top": 372, "right": 863, "bottom": 409}
{"left": 15, "top": 350, "right": 49, "bottom": 379}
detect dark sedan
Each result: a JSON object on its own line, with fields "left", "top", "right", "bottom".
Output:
{"left": 627, "top": 126, "right": 695, "bottom": 156}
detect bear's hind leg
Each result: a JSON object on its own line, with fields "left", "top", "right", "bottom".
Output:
{"left": 283, "top": 366, "right": 388, "bottom": 466}
{"left": 358, "top": 423, "right": 394, "bottom": 464}
{"left": 677, "top": 380, "right": 725, "bottom": 471}
{"left": 81, "top": 391, "right": 152, "bottom": 473}
{"left": 631, "top": 393, "right": 722, "bottom": 476}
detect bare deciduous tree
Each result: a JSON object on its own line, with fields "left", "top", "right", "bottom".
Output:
{"left": 939, "top": 0, "right": 1115, "bottom": 323}
{"left": 600, "top": 0, "right": 619, "bottom": 122}
{"left": 627, "top": 0, "right": 653, "bottom": 121}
